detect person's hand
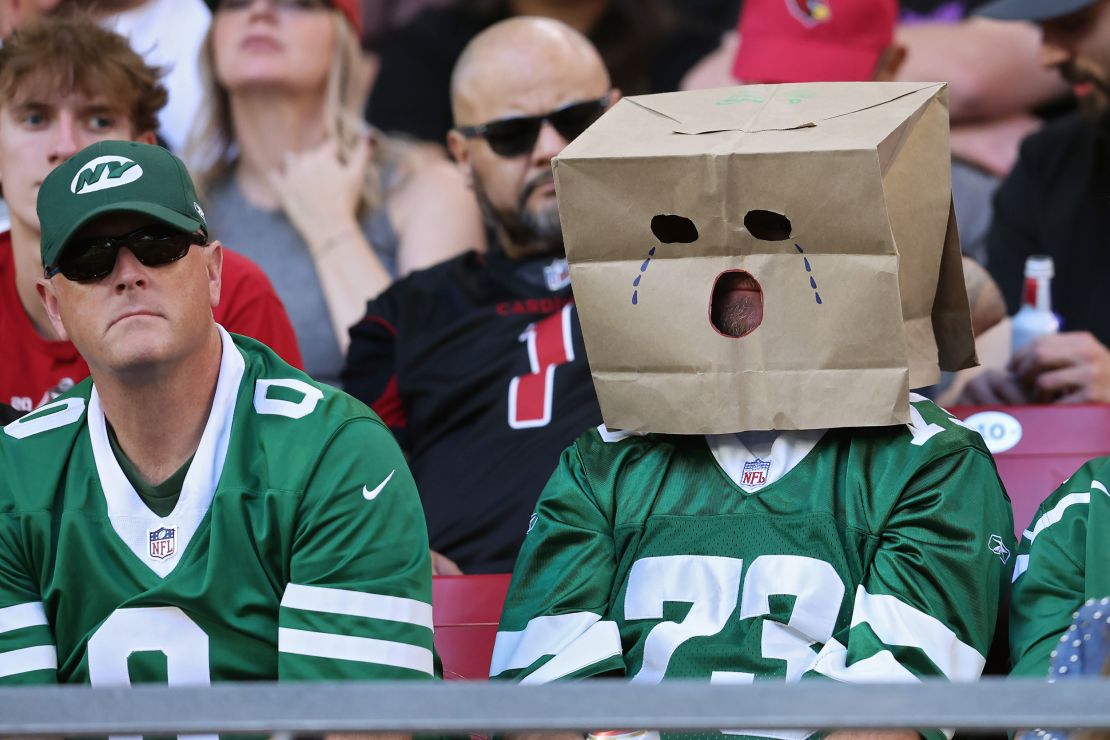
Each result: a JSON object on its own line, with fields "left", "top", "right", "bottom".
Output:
{"left": 1010, "top": 331, "right": 1110, "bottom": 403}
{"left": 956, "top": 368, "right": 1030, "bottom": 405}
{"left": 431, "top": 549, "right": 463, "bottom": 576}
{"left": 267, "top": 135, "right": 373, "bottom": 249}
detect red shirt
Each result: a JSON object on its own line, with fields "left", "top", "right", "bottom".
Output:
{"left": 0, "top": 232, "right": 303, "bottom": 412}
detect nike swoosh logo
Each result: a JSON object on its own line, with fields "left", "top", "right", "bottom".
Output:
{"left": 362, "top": 470, "right": 395, "bottom": 501}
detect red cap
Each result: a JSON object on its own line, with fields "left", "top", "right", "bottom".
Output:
{"left": 732, "top": 0, "right": 898, "bottom": 84}
{"left": 329, "top": 0, "right": 363, "bottom": 36}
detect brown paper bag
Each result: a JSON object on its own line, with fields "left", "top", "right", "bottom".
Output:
{"left": 554, "top": 82, "right": 976, "bottom": 433}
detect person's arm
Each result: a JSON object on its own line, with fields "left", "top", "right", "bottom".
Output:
{"left": 277, "top": 417, "right": 433, "bottom": 681}
{"left": 0, "top": 506, "right": 57, "bottom": 684}
{"left": 1010, "top": 461, "right": 1102, "bottom": 677}
{"left": 491, "top": 442, "right": 626, "bottom": 683}
{"left": 269, "top": 137, "right": 395, "bottom": 354}
{"left": 807, "top": 445, "right": 1014, "bottom": 740}
{"left": 341, "top": 290, "right": 407, "bottom": 439}
{"left": 389, "top": 158, "right": 486, "bottom": 275}
{"left": 896, "top": 18, "right": 1067, "bottom": 122}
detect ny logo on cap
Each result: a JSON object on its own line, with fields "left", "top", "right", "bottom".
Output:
{"left": 70, "top": 155, "right": 143, "bottom": 195}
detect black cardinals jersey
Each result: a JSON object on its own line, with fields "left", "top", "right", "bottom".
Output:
{"left": 343, "top": 250, "right": 602, "bottom": 573}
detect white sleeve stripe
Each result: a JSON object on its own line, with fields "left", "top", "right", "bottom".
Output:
{"left": 1025, "top": 492, "right": 1093, "bottom": 545}
{"left": 491, "top": 611, "right": 605, "bottom": 676}
{"left": 810, "top": 638, "right": 919, "bottom": 683}
{"left": 281, "top": 584, "right": 432, "bottom": 630}
{"left": 850, "top": 587, "right": 985, "bottom": 681}
{"left": 0, "top": 645, "right": 57, "bottom": 679}
{"left": 521, "top": 620, "right": 622, "bottom": 684}
{"left": 1012, "top": 554, "right": 1030, "bottom": 583}
{"left": 277, "top": 627, "right": 432, "bottom": 675}
{"left": 0, "top": 602, "right": 48, "bottom": 634}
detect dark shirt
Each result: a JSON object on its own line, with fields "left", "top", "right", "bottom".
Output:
{"left": 986, "top": 112, "right": 1110, "bottom": 345}
{"left": 366, "top": 1, "right": 726, "bottom": 144}
{"left": 342, "top": 250, "right": 603, "bottom": 574}
{"left": 0, "top": 403, "right": 20, "bottom": 425}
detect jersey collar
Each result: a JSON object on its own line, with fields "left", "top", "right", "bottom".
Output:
{"left": 87, "top": 325, "right": 245, "bottom": 579}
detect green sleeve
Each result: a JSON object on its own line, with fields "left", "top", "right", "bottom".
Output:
{"left": 0, "top": 508, "right": 57, "bottom": 684}
{"left": 278, "top": 418, "right": 434, "bottom": 681}
{"left": 1009, "top": 463, "right": 1098, "bottom": 678}
{"left": 490, "top": 442, "right": 626, "bottom": 682}
{"left": 807, "top": 449, "right": 1014, "bottom": 740}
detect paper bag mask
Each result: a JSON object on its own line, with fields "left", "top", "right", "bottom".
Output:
{"left": 554, "top": 82, "right": 976, "bottom": 433}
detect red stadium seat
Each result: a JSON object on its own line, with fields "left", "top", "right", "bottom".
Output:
{"left": 948, "top": 405, "right": 1110, "bottom": 536}
{"left": 433, "top": 573, "right": 512, "bottom": 680}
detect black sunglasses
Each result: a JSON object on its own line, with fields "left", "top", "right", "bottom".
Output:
{"left": 456, "top": 96, "right": 610, "bottom": 158}
{"left": 45, "top": 225, "right": 209, "bottom": 282}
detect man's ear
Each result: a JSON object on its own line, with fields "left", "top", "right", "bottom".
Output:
{"left": 36, "top": 278, "right": 70, "bottom": 342}
{"left": 446, "top": 129, "right": 474, "bottom": 189}
{"left": 134, "top": 130, "right": 158, "bottom": 145}
{"left": 605, "top": 88, "right": 622, "bottom": 110}
{"left": 205, "top": 240, "right": 224, "bottom": 309}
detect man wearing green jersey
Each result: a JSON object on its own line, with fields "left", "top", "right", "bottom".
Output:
{"left": 490, "top": 82, "right": 1016, "bottom": 740}
{"left": 1010, "top": 459, "right": 1110, "bottom": 678}
{"left": 0, "top": 140, "right": 434, "bottom": 688}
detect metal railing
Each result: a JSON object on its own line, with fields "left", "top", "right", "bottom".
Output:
{"left": 1, "top": 680, "right": 1109, "bottom": 736}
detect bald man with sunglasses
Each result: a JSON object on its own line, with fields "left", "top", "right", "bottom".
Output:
{"left": 0, "top": 140, "right": 435, "bottom": 689}
{"left": 342, "top": 17, "right": 614, "bottom": 575}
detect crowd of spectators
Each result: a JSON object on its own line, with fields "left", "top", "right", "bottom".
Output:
{"left": 2, "top": 0, "right": 1110, "bottom": 713}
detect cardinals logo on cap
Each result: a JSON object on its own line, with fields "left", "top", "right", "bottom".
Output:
{"left": 786, "top": 0, "right": 832, "bottom": 26}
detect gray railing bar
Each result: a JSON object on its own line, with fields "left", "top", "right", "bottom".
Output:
{"left": 0, "top": 680, "right": 1107, "bottom": 736}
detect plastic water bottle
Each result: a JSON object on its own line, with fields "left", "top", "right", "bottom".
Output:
{"left": 1011, "top": 255, "right": 1060, "bottom": 353}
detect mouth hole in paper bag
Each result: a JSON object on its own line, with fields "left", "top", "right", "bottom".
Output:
{"left": 744, "top": 210, "right": 792, "bottom": 241}
{"left": 710, "top": 270, "right": 764, "bottom": 338}
{"left": 650, "top": 214, "right": 699, "bottom": 244}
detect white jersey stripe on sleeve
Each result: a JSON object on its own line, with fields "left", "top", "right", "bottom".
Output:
{"left": 278, "top": 627, "right": 433, "bottom": 675}
{"left": 1025, "top": 487, "right": 1107, "bottom": 545}
{"left": 521, "top": 620, "right": 622, "bottom": 684}
{"left": 850, "top": 587, "right": 985, "bottom": 681}
{"left": 491, "top": 611, "right": 621, "bottom": 679}
{"left": 281, "top": 583, "right": 432, "bottom": 629}
{"left": 809, "top": 637, "right": 919, "bottom": 683}
{"left": 1012, "top": 554, "right": 1030, "bottom": 583}
{"left": 0, "top": 602, "right": 48, "bottom": 634}
{"left": 0, "top": 645, "right": 57, "bottom": 679}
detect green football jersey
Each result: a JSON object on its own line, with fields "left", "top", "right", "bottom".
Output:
{"left": 1010, "top": 456, "right": 1110, "bottom": 678}
{"left": 0, "top": 329, "right": 433, "bottom": 694}
{"left": 492, "top": 396, "right": 1014, "bottom": 740}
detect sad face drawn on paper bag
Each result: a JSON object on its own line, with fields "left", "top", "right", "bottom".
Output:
{"left": 553, "top": 82, "right": 977, "bottom": 434}
{"left": 633, "top": 211, "right": 825, "bottom": 339}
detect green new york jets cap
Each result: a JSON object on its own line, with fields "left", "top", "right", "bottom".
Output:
{"left": 38, "top": 140, "right": 208, "bottom": 274}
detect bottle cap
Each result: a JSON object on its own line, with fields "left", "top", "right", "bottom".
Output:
{"left": 1024, "top": 255, "right": 1054, "bottom": 280}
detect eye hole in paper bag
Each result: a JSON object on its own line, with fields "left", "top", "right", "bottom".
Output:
{"left": 650, "top": 214, "right": 699, "bottom": 244}
{"left": 744, "top": 210, "right": 792, "bottom": 241}
{"left": 633, "top": 214, "right": 700, "bottom": 305}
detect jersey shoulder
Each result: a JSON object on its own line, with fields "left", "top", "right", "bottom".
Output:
{"left": 0, "top": 380, "right": 93, "bottom": 513}
{"left": 232, "top": 334, "right": 394, "bottom": 486}
{"left": 1024, "top": 455, "right": 1110, "bottom": 540}
{"left": 876, "top": 394, "right": 994, "bottom": 464}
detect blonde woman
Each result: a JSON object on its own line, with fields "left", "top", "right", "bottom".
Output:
{"left": 186, "top": 0, "right": 484, "bottom": 385}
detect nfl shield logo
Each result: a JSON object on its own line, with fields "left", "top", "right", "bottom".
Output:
{"left": 543, "top": 258, "right": 571, "bottom": 291}
{"left": 740, "top": 458, "right": 772, "bottom": 489}
{"left": 148, "top": 526, "right": 177, "bottom": 560}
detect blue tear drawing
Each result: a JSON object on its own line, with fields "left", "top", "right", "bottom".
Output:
{"left": 795, "top": 243, "right": 823, "bottom": 305}
{"left": 631, "top": 246, "right": 657, "bottom": 305}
